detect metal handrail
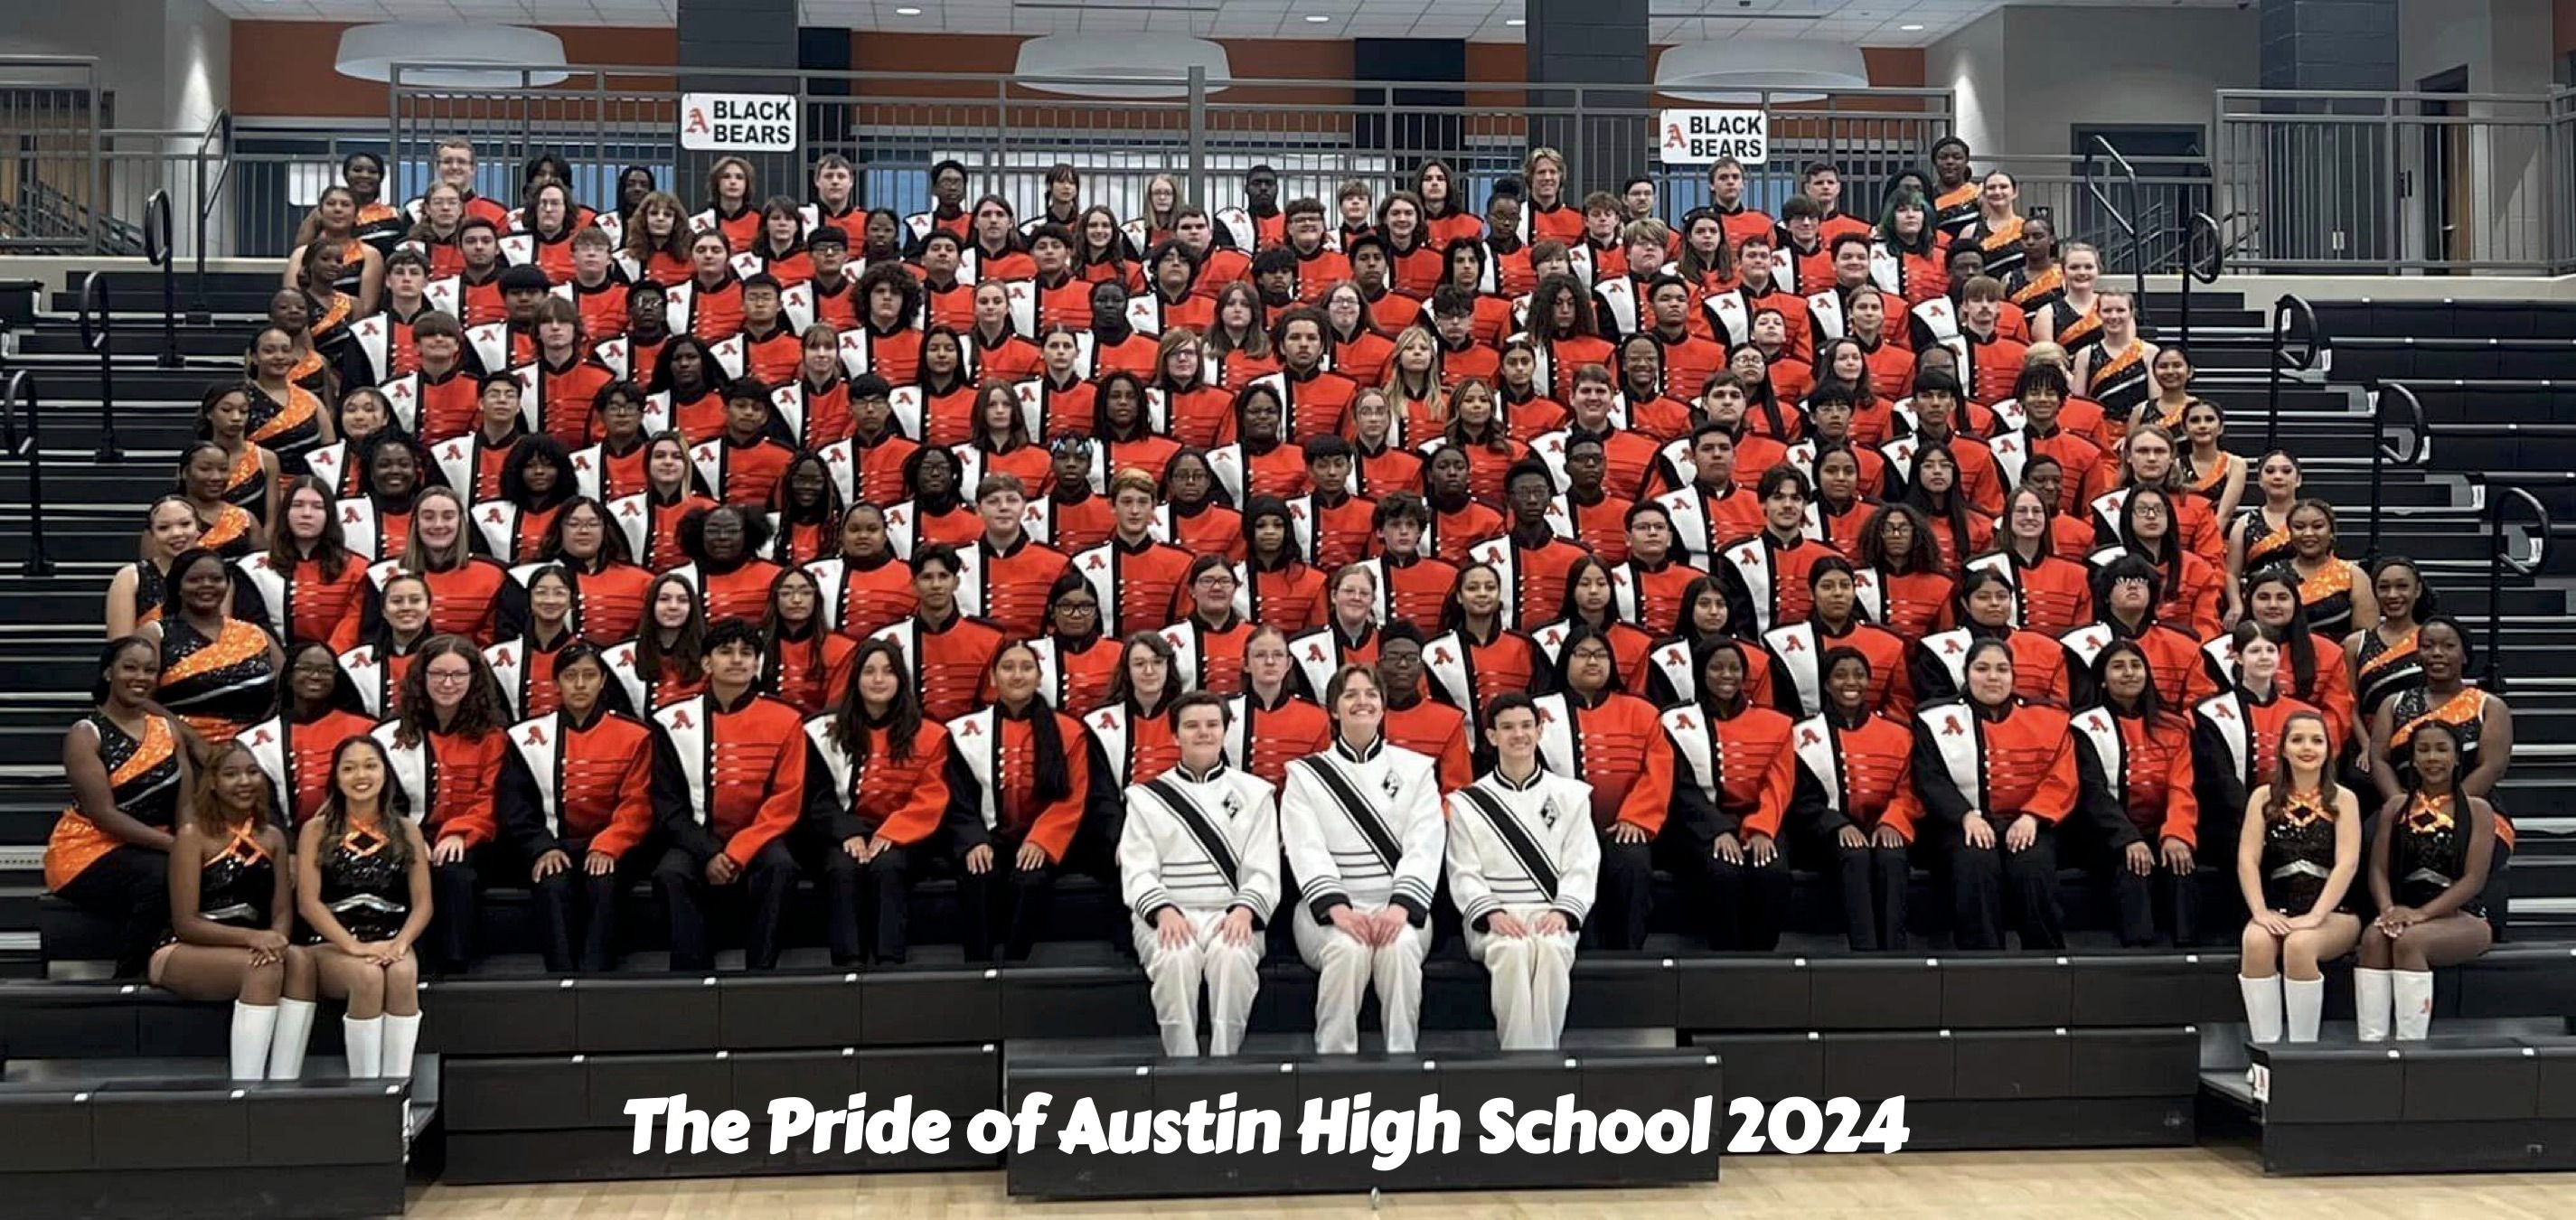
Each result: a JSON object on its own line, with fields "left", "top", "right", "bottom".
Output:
{"left": 2467, "top": 473, "right": 2560, "bottom": 692}
{"left": 2261, "top": 294, "right": 2323, "bottom": 451}
{"left": 2080, "top": 135, "right": 2148, "bottom": 314}
{"left": 2176, "top": 211, "right": 2223, "bottom": 352}
{"left": 2364, "top": 381, "right": 2432, "bottom": 561}
{"left": 144, "top": 189, "right": 180, "bottom": 369}
{"left": 76, "top": 272, "right": 119, "bottom": 462}
{"left": 0, "top": 371, "right": 51, "bottom": 577}
{"left": 192, "top": 108, "right": 231, "bottom": 319}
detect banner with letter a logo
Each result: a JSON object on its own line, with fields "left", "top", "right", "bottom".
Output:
{"left": 681, "top": 93, "right": 800, "bottom": 155}
{"left": 1658, "top": 109, "right": 1768, "bottom": 165}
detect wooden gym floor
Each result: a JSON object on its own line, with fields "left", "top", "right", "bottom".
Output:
{"left": 408, "top": 1141, "right": 2572, "bottom": 1217}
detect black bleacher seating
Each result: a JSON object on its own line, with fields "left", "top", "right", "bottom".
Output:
{"left": 0, "top": 1080, "right": 409, "bottom": 1219}
{"left": 2246, "top": 1037, "right": 2576, "bottom": 1174}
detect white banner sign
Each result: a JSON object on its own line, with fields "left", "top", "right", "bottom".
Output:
{"left": 1657, "top": 109, "right": 1768, "bottom": 165}
{"left": 680, "top": 92, "right": 799, "bottom": 154}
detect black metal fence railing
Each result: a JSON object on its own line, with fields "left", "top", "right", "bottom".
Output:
{"left": 0, "top": 370, "right": 52, "bottom": 578}
{"left": 144, "top": 189, "right": 180, "bottom": 369}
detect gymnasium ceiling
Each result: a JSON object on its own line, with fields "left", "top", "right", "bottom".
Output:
{"left": 206, "top": 0, "right": 2250, "bottom": 47}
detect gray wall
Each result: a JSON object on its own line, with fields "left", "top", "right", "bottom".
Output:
{"left": 2395, "top": 0, "right": 2557, "bottom": 266}
{"left": 0, "top": 0, "right": 230, "bottom": 133}
{"left": 1927, "top": 5, "right": 2261, "bottom": 156}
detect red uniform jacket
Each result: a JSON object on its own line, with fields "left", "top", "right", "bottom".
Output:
{"left": 1663, "top": 700, "right": 1794, "bottom": 840}
{"left": 1911, "top": 699, "right": 2081, "bottom": 823}
{"left": 499, "top": 707, "right": 657, "bottom": 859}
{"left": 652, "top": 690, "right": 807, "bottom": 865}
{"left": 1548, "top": 689, "right": 1679, "bottom": 833}
{"left": 1788, "top": 710, "right": 1923, "bottom": 841}
{"left": 1383, "top": 696, "right": 1474, "bottom": 793}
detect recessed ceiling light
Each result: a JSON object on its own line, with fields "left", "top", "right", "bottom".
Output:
{"left": 1900, "top": 23, "right": 1923, "bottom": 31}
{"left": 1304, "top": 14, "right": 1333, "bottom": 22}
{"left": 1506, "top": 17, "right": 1526, "bottom": 25}
{"left": 895, "top": 5, "right": 923, "bottom": 14}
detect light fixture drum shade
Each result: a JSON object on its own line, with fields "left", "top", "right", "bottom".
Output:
{"left": 1011, "top": 34, "right": 1231, "bottom": 99}
{"left": 335, "top": 23, "right": 571, "bottom": 88}
{"left": 1654, "top": 41, "right": 1869, "bottom": 104}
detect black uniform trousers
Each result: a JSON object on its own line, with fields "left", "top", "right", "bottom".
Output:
{"left": 1934, "top": 815, "right": 2065, "bottom": 951}
{"left": 1656, "top": 826, "right": 1790, "bottom": 951}
{"left": 654, "top": 839, "right": 800, "bottom": 971}
{"left": 53, "top": 845, "right": 170, "bottom": 978}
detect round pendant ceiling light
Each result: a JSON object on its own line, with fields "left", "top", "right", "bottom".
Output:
{"left": 1653, "top": 40, "right": 1869, "bottom": 104}
{"left": 1011, "top": 34, "right": 1232, "bottom": 99}
{"left": 334, "top": 23, "right": 571, "bottom": 88}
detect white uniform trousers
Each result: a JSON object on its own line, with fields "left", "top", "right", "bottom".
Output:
{"left": 1463, "top": 906, "right": 1580, "bottom": 1050}
{"left": 1133, "top": 908, "right": 1263, "bottom": 1057}
{"left": 1292, "top": 900, "right": 1432, "bottom": 1055}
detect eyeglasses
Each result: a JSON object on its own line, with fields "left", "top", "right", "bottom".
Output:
{"left": 1058, "top": 603, "right": 1100, "bottom": 615}
{"left": 426, "top": 670, "right": 475, "bottom": 685}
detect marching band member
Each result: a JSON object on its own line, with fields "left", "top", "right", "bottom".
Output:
{"left": 1447, "top": 693, "right": 1599, "bottom": 1049}
{"left": 1279, "top": 663, "right": 1446, "bottom": 1054}
{"left": 1120, "top": 692, "right": 1281, "bottom": 1056}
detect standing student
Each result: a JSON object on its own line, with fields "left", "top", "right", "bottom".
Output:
{"left": 162, "top": 741, "right": 317, "bottom": 1080}
{"left": 1280, "top": 663, "right": 1446, "bottom": 1055}
{"left": 1120, "top": 692, "right": 1281, "bottom": 1057}
{"left": 297, "top": 735, "right": 431, "bottom": 1079}
{"left": 2235, "top": 711, "right": 2361, "bottom": 1046}
{"left": 2355, "top": 720, "right": 2495, "bottom": 1041}
{"left": 1448, "top": 693, "right": 1598, "bottom": 1049}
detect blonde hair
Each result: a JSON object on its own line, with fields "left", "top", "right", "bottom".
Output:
{"left": 1382, "top": 327, "right": 1449, "bottom": 425}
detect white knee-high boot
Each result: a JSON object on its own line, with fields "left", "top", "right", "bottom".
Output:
{"left": 2284, "top": 977, "right": 2325, "bottom": 1043}
{"left": 382, "top": 1012, "right": 422, "bottom": 1079}
{"left": 343, "top": 1015, "right": 384, "bottom": 1078}
{"left": 2393, "top": 970, "right": 2435, "bottom": 1040}
{"left": 230, "top": 1002, "right": 279, "bottom": 1081}
{"left": 2239, "top": 974, "right": 2283, "bottom": 1044}
{"left": 268, "top": 997, "right": 316, "bottom": 1079}
{"left": 2353, "top": 968, "right": 2393, "bottom": 1042}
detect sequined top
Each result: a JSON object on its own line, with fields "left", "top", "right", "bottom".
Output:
{"left": 2353, "top": 625, "right": 2423, "bottom": 718}
{"left": 2259, "top": 790, "right": 2346, "bottom": 915}
{"left": 193, "top": 823, "right": 276, "bottom": 929}
{"left": 42, "top": 713, "right": 183, "bottom": 891}
{"left": 2391, "top": 792, "right": 2481, "bottom": 915}
{"left": 306, "top": 820, "right": 410, "bottom": 943}
{"left": 157, "top": 617, "right": 278, "bottom": 746}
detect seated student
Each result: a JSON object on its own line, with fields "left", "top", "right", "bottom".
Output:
{"left": 160, "top": 738, "right": 323, "bottom": 1082}
{"left": 1715, "top": 465, "right": 1835, "bottom": 637}
{"left": 649, "top": 619, "right": 809, "bottom": 971}
{"left": 496, "top": 643, "right": 659, "bottom": 972}
{"left": 1528, "top": 553, "right": 1654, "bottom": 683}
{"left": 758, "top": 567, "right": 855, "bottom": 718}
{"left": 690, "top": 379, "right": 797, "bottom": 508}
{"left": 2233, "top": 710, "right": 2360, "bottom": 1047}
{"left": 2193, "top": 623, "right": 2325, "bottom": 887}
{"left": 1469, "top": 461, "right": 1590, "bottom": 632}
{"left": 2355, "top": 719, "right": 2496, "bottom": 1041}
{"left": 296, "top": 735, "right": 432, "bottom": 1079}
{"left": 1448, "top": 693, "right": 1599, "bottom": 1050}
{"left": 1661, "top": 637, "right": 1796, "bottom": 950}
{"left": 1972, "top": 487, "right": 2094, "bottom": 638}
{"left": 2062, "top": 555, "right": 2214, "bottom": 713}
{"left": 606, "top": 573, "right": 710, "bottom": 715}
{"left": 952, "top": 474, "right": 1070, "bottom": 642}
{"left": 2070, "top": 640, "right": 2203, "bottom": 949}
{"left": 1120, "top": 692, "right": 1280, "bottom": 1058}
{"left": 1087, "top": 633, "right": 1186, "bottom": 787}
{"left": 1280, "top": 663, "right": 1446, "bottom": 1054}
{"left": 872, "top": 543, "right": 1005, "bottom": 723}
{"left": 1374, "top": 624, "right": 1475, "bottom": 793}
{"left": 1765, "top": 557, "right": 1911, "bottom": 719}
{"left": 804, "top": 638, "right": 954, "bottom": 966}
{"left": 242, "top": 643, "right": 379, "bottom": 830}
{"left": 1072, "top": 470, "right": 1197, "bottom": 638}
{"left": 370, "top": 637, "right": 507, "bottom": 976}
{"left": 1521, "top": 624, "right": 1672, "bottom": 950}
{"left": 1787, "top": 648, "right": 1921, "bottom": 952}
{"left": 1911, "top": 637, "right": 2079, "bottom": 951}
{"left": 945, "top": 640, "right": 1104, "bottom": 962}
{"left": 1161, "top": 556, "right": 1254, "bottom": 696}
{"left": 1357, "top": 492, "right": 1459, "bottom": 635}
{"left": 1913, "top": 568, "right": 2068, "bottom": 709}
{"left": 484, "top": 566, "right": 579, "bottom": 718}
